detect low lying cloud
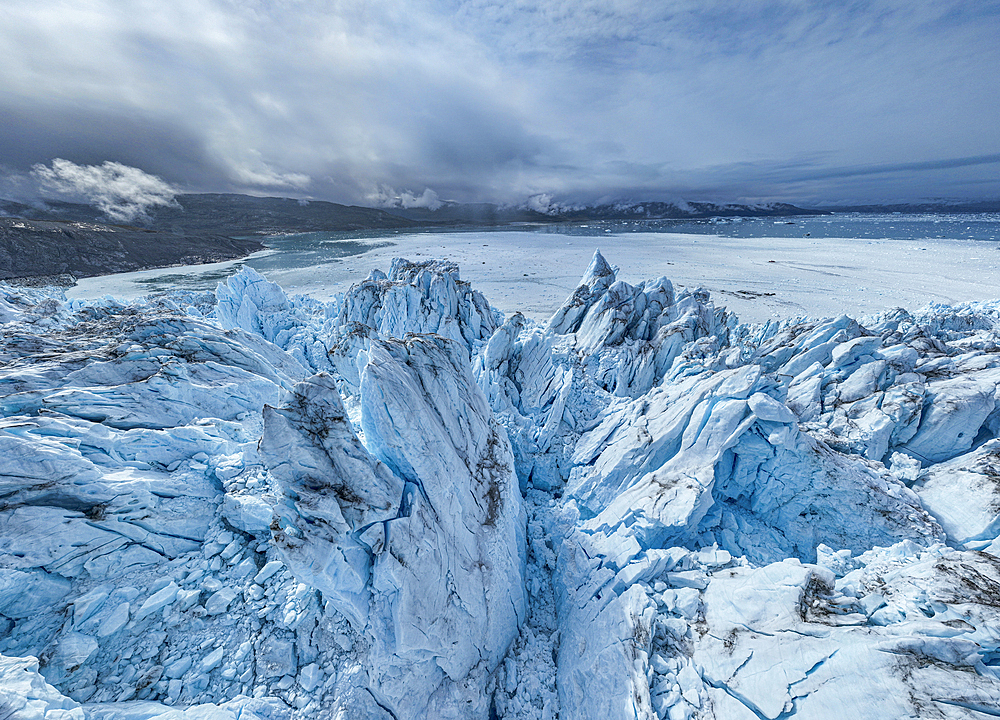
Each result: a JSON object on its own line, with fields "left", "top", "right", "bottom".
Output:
{"left": 227, "top": 160, "right": 311, "bottom": 191}
{"left": 30, "top": 159, "right": 179, "bottom": 222}
{"left": 369, "top": 186, "right": 444, "bottom": 211}
{"left": 523, "top": 193, "right": 586, "bottom": 216}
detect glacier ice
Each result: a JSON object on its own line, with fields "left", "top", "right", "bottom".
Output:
{"left": 1, "top": 250, "right": 1000, "bottom": 719}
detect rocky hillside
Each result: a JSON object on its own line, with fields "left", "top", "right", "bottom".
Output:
{"left": 0, "top": 216, "right": 264, "bottom": 282}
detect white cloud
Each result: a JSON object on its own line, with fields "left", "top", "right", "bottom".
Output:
{"left": 31, "top": 159, "right": 179, "bottom": 222}
{"left": 524, "top": 193, "right": 570, "bottom": 215}
{"left": 369, "top": 186, "right": 444, "bottom": 211}
{"left": 227, "top": 162, "right": 311, "bottom": 190}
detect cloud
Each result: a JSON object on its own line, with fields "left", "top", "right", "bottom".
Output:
{"left": 30, "top": 159, "right": 179, "bottom": 222}
{"left": 227, "top": 161, "right": 311, "bottom": 191}
{"left": 524, "top": 193, "right": 584, "bottom": 215}
{"left": 0, "top": 0, "right": 997, "bottom": 205}
{"left": 369, "top": 186, "right": 444, "bottom": 211}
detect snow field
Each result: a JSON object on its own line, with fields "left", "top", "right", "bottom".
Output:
{"left": 69, "top": 228, "right": 1000, "bottom": 326}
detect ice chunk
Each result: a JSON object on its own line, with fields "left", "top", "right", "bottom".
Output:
{"left": 901, "top": 371, "right": 1000, "bottom": 464}
{"left": 257, "top": 635, "right": 296, "bottom": 678}
{"left": 96, "top": 601, "right": 130, "bottom": 637}
{"left": 221, "top": 493, "right": 273, "bottom": 534}
{"left": 41, "top": 632, "right": 99, "bottom": 686}
{"left": 199, "top": 646, "right": 225, "bottom": 673}
{"left": 134, "top": 582, "right": 178, "bottom": 620}
{"left": 204, "top": 587, "right": 238, "bottom": 615}
{"left": 254, "top": 560, "right": 284, "bottom": 585}
{"left": 0, "top": 653, "right": 85, "bottom": 719}
{"left": 261, "top": 372, "right": 403, "bottom": 626}
{"left": 913, "top": 440, "right": 1000, "bottom": 546}
{"left": 298, "top": 663, "right": 323, "bottom": 692}
{"left": 164, "top": 656, "right": 192, "bottom": 679}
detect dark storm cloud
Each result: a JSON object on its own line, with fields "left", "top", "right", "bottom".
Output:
{"left": 801, "top": 154, "right": 1000, "bottom": 181}
{"left": 1, "top": 0, "right": 997, "bottom": 206}
{"left": 0, "top": 95, "right": 226, "bottom": 189}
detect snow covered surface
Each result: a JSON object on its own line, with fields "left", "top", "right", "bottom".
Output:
{"left": 5, "top": 246, "right": 1000, "bottom": 719}
{"left": 69, "top": 229, "right": 1000, "bottom": 325}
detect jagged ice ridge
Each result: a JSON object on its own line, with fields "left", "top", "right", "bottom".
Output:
{"left": 1, "top": 251, "right": 999, "bottom": 719}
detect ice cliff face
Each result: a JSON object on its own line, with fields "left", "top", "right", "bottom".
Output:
{"left": 2, "top": 251, "right": 999, "bottom": 720}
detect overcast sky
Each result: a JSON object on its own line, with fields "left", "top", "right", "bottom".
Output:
{"left": 1, "top": 0, "right": 998, "bottom": 208}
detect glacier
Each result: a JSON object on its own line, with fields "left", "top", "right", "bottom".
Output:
{"left": 1, "top": 252, "right": 999, "bottom": 719}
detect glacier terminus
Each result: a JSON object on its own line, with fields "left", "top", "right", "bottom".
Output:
{"left": 1, "top": 250, "right": 1000, "bottom": 719}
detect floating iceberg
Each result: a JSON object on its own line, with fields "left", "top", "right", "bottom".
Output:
{"left": 1, "top": 251, "right": 999, "bottom": 719}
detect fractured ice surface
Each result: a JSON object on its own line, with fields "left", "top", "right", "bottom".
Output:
{"left": 261, "top": 335, "right": 525, "bottom": 717}
{"left": 2, "top": 251, "right": 1000, "bottom": 719}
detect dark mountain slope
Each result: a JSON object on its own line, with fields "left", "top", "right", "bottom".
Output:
{"left": 0, "top": 217, "right": 263, "bottom": 282}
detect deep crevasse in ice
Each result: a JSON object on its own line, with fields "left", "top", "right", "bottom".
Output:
{"left": 1, "top": 252, "right": 1000, "bottom": 720}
